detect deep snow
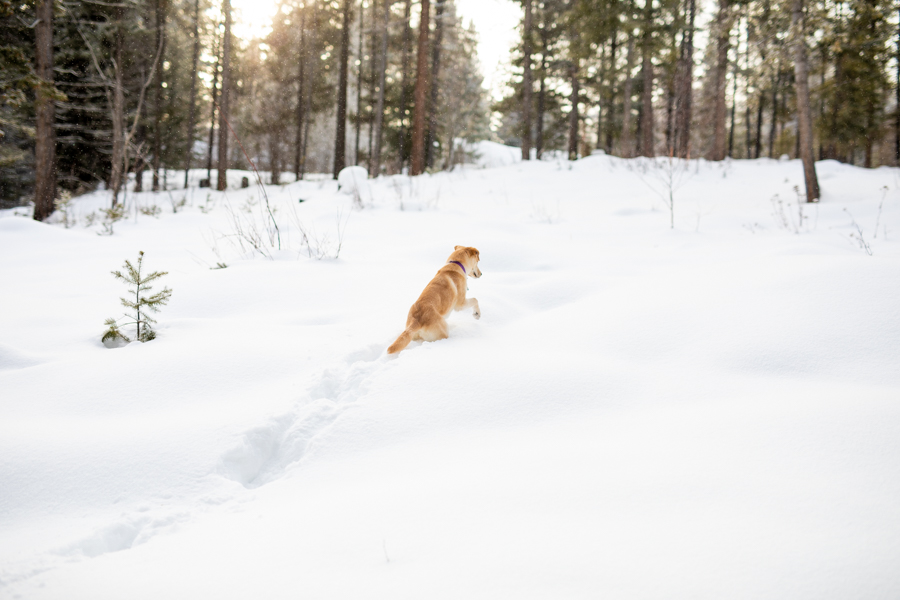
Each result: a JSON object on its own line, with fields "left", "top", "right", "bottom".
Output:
{"left": 1, "top": 153, "right": 899, "bottom": 599}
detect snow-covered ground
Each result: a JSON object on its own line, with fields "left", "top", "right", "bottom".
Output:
{"left": 1, "top": 154, "right": 899, "bottom": 599}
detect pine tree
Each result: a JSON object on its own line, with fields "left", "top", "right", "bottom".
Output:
{"left": 103, "top": 251, "right": 173, "bottom": 345}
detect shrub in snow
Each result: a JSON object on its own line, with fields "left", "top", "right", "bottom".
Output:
{"left": 98, "top": 204, "right": 125, "bottom": 235}
{"left": 102, "top": 251, "right": 172, "bottom": 346}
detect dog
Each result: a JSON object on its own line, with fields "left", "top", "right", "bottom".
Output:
{"left": 387, "top": 246, "right": 482, "bottom": 354}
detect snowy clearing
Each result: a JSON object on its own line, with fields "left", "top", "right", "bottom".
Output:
{"left": 1, "top": 154, "right": 899, "bottom": 599}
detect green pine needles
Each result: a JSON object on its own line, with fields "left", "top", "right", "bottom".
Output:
{"left": 102, "top": 251, "right": 173, "bottom": 346}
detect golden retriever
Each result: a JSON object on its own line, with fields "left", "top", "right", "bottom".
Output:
{"left": 387, "top": 246, "right": 482, "bottom": 354}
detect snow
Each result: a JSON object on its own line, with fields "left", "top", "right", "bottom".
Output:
{"left": 1, "top": 155, "right": 900, "bottom": 599}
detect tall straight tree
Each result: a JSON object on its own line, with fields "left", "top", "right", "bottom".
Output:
{"left": 206, "top": 29, "right": 221, "bottom": 181}
{"left": 521, "top": 0, "right": 533, "bottom": 160}
{"left": 33, "top": 0, "right": 55, "bottom": 222}
{"left": 568, "top": 61, "right": 580, "bottom": 160}
{"left": 411, "top": 0, "right": 431, "bottom": 175}
{"left": 398, "top": 0, "right": 412, "bottom": 170}
{"left": 638, "top": 0, "right": 654, "bottom": 157}
{"left": 333, "top": 0, "right": 352, "bottom": 178}
{"left": 710, "top": 0, "right": 731, "bottom": 160}
{"left": 621, "top": 30, "right": 635, "bottom": 156}
{"left": 371, "top": 0, "right": 391, "bottom": 174}
{"left": 152, "top": 0, "right": 167, "bottom": 191}
{"left": 355, "top": 0, "right": 364, "bottom": 165}
{"left": 216, "top": 0, "right": 232, "bottom": 191}
{"left": 790, "top": 0, "right": 819, "bottom": 201}
{"left": 295, "top": 6, "right": 307, "bottom": 179}
{"left": 674, "top": 0, "right": 695, "bottom": 158}
{"left": 184, "top": 0, "right": 201, "bottom": 189}
{"left": 425, "top": 0, "right": 445, "bottom": 168}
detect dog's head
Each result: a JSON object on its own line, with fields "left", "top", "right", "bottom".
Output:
{"left": 452, "top": 245, "right": 482, "bottom": 278}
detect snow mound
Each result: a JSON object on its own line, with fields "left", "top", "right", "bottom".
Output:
{"left": 336, "top": 166, "right": 369, "bottom": 196}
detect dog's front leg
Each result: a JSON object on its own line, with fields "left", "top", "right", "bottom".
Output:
{"left": 461, "top": 297, "right": 480, "bottom": 320}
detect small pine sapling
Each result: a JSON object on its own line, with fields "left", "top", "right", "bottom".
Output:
{"left": 102, "top": 251, "right": 173, "bottom": 345}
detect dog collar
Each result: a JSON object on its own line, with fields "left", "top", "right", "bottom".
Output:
{"left": 448, "top": 260, "right": 466, "bottom": 274}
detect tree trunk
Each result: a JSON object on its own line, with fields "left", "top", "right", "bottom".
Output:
{"left": 728, "top": 53, "right": 736, "bottom": 157}
{"left": 710, "top": 0, "right": 731, "bottom": 160}
{"left": 768, "top": 68, "right": 778, "bottom": 157}
{"left": 568, "top": 62, "right": 580, "bottom": 160}
{"left": 333, "top": 0, "right": 352, "bottom": 178}
{"left": 621, "top": 32, "right": 635, "bottom": 157}
{"left": 755, "top": 90, "right": 764, "bottom": 159}
{"left": 372, "top": 0, "right": 391, "bottom": 175}
{"left": 895, "top": 6, "right": 899, "bottom": 164}
{"left": 153, "top": 0, "right": 167, "bottom": 192}
{"left": 605, "top": 32, "right": 618, "bottom": 153}
{"left": 790, "top": 0, "right": 820, "bottom": 201}
{"left": 110, "top": 18, "right": 126, "bottom": 205}
{"left": 536, "top": 19, "right": 548, "bottom": 159}
{"left": 398, "top": 0, "right": 411, "bottom": 171}
{"left": 639, "top": 0, "right": 654, "bottom": 158}
{"left": 355, "top": 0, "right": 364, "bottom": 165}
{"left": 674, "top": 0, "right": 695, "bottom": 158}
{"left": 425, "top": 0, "right": 445, "bottom": 168}
{"left": 216, "top": 0, "right": 232, "bottom": 191}
{"left": 33, "top": 0, "right": 56, "bottom": 222}
{"left": 411, "top": 0, "right": 431, "bottom": 175}
{"left": 206, "top": 32, "right": 221, "bottom": 181}
{"left": 367, "top": 0, "right": 377, "bottom": 165}
{"left": 521, "top": 0, "right": 533, "bottom": 160}
{"left": 295, "top": 8, "right": 307, "bottom": 179}
{"left": 184, "top": 0, "right": 200, "bottom": 189}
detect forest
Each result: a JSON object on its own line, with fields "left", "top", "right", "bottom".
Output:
{"left": 1, "top": 0, "right": 898, "bottom": 214}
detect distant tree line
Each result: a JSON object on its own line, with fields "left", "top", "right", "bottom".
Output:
{"left": 0, "top": 0, "right": 489, "bottom": 216}
{"left": 499, "top": 0, "right": 900, "bottom": 202}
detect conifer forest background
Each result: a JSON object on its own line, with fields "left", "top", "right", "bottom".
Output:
{"left": 2, "top": 0, "right": 900, "bottom": 214}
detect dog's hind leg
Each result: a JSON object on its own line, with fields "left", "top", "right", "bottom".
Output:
{"left": 418, "top": 318, "right": 449, "bottom": 343}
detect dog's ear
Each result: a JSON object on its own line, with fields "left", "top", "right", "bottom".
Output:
{"left": 454, "top": 245, "right": 462, "bottom": 251}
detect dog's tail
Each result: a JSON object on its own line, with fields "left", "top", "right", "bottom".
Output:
{"left": 387, "top": 328, "right": 414, "bottom": 354}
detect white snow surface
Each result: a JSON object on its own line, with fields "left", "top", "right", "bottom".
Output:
{"left": 2, "top": 155, "right": 900, "bottom": 599}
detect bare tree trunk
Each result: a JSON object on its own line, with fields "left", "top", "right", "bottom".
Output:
{"left": 728, "top": 53, "right": 736, "bottom": 157}
{"left": 674, "top": 0, "right": 695, "bottom": 158}
{"left": 605, "top": 32, "right": 618, "bottom": 153}
{"left": 183, "top": 0, "right": 200, "bottom": 189}
{"left": 711, "top": 0, "right": 731, "bottom": 160}
{"left": 110, "top": 20, "right": 126, "bottom": 205}
{"left": 568, "top": 62, "right": 580, "bottom": 160}
{"left": 536, "top": 18, "right": 548, "bottom": 159}
{"left": 639, "top": 0, "right": 654, "bottom": 158}
{"left": 411, "top": 0, "right": 431, "bottom": 175}
{"left": 355, "top": 0, "right": 364, "bottom": 165}
{"left": 33, "top": 0, "right": 56, "bottom": 222}
{"left": 153, "top": 0, "right": 167, "bottom": 191}
{"left": 768, "top": 69, "right": 778, "bottom": 157}
{"left": 621, "top": 32, "right": 635, "bottom": 157}
{"left": 206, "top": 33, "right": 221, "bottom": 181}
{"left": 790, "top": 0, "right": 819, "bottom": 201}
{"left": 896, "top": 6, "right": 900, "bottom": 164}
{"left": 333, "top": 0, "right": 352, "bottom": 178}
{"left": 754, "top": 91, "right": 764, "bottom": 158}
{"left": 372, "top": 0, "right": 391, "bottom": 175}
{"left": 216, "top": 0, "right": 232, "bottom": 191}
{"left": 425, "top": 0, "right": 445, "bottom": 169}
{"left": 398, "top": 0, "right": 411, "bottom": 171}
{"left": 521, "top": 0, "right": 533, "bottom": 160}
{"left": 295, "top": 8, "right": 307, "bottom": 179}
{"left": 367, "top": 0, "right": 377, "bottom": 165}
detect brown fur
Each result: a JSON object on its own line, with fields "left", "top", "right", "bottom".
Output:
{"left": 387, "top": 246, "right": 483, "bottom": 354}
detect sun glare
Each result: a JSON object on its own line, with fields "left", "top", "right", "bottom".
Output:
{"left": 231, "top": 0, "right": 279, "bottom": 40}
